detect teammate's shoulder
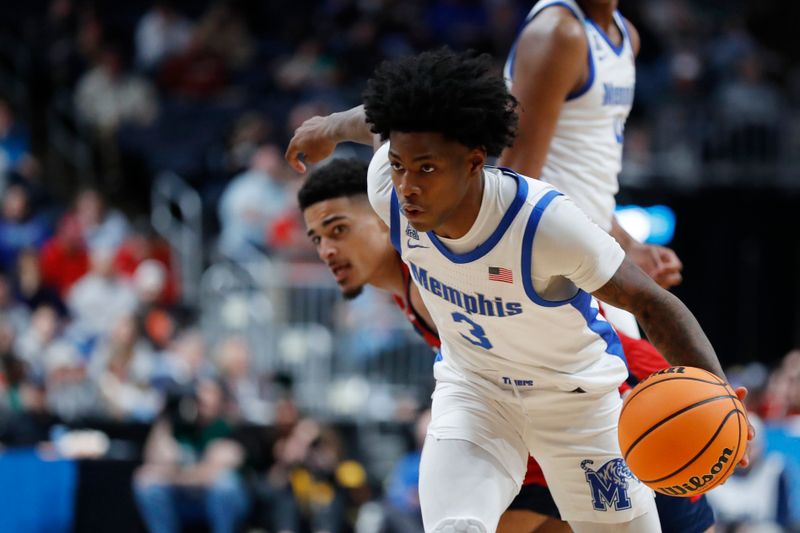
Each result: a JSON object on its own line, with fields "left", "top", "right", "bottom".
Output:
{"left": 521, "top": 5, "right": 585, "bottom": 47}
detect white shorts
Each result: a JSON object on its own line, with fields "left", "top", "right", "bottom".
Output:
{"left": 425, "top": 361, "right": 656, "bottom": 524}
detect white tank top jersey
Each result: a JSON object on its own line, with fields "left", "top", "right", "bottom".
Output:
{"left": 367, "top": 143, "right": 628, "bottom": 393}
{"left": 504, "top": 0, "right": 636, "bottom": 231}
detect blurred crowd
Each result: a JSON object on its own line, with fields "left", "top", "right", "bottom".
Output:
{"left": 0, "top": 0, "right": 798, "bottom": 531}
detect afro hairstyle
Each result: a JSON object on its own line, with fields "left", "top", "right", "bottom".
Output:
{"left": 362, "top": 47, "right": 518, "bottom": 157}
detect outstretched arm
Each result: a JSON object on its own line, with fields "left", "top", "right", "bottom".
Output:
{"left": 285, "top": 105, "right": 377, "bottom": 173}
{"left": 592, "top": 258, "right": 754, "bottom": 465}
{"left": 593, "top": 258, "right": 720, "bottom": 376}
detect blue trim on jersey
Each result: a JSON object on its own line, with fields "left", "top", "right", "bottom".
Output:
{"left": 616, "top": 11, "right": 632, "bottom": 52}
{"left": 520, "top": 189, "right": 624, "bottom": 363}
{"left": 390, "top": 189, "right": 401, "bottom": 253}
{"left": 434, "top": 351, "right": 443, "bottom": 363}
{"left": 586, "top": 11, "right": 626, "bottom": 57}
{"left": 425, "top": 169, "right": 529, "bottom": 264}
{"left": 565, "top": 43, "right": 595, "bottom": 101}
{"left": 570, "top": 291, "right": 626, "bottom": 364}
{"left": 521, "top": 190, "right": 582, "bottom": 307}
{"left": 504, "top": 1, "right": 594, "bottom": 103}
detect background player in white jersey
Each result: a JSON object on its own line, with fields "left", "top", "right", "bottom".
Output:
{"left": 285, "top": 48, "right": 752, "bottom": 533}
{"left": 500, "top": 0, "right": 682, "bottom": 304}
{"left": 500, "top": 2, "right": 714, "bottom": 531}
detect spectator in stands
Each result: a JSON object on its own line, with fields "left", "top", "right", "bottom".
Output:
{"left": 72, "top": 188, "right": 130, "bottom": 252}
{"left": 215, "top": 336, "right": 272, "bottom": 424}
{"left": 261, "top": 417, "right": 370, "bottom": 533}
{"left": 0, "top": 271, "right": 29, "bottom": 336}
{"left": 134, "top": 0, "right": 193, "bottom": 72}
{"left": 133, "top": 378, "right": 249, "bottom": 533}
{"left": 114, "top": 220, "right": 178, "bottom": 305}
{"left": 380, "top": 409, "right": 430, "bottom": 533}
{"left": 759, "top": 350, "right": 800, "bottom": 421}
{"left": 13, "top": 248, "right": 67, "bottom": 316}
{"left": 74, "top": 43, "right": 158, "bottom": 134}
{"left": 156, "top": 329, "right": 213, "bottom": 388}
{"left": 67, "top": 248, "right": 138, "bottom": 339}
{"left": 217, "top": 143, "right": 290, "bottom": 260}
{"left": 0, "top": 185, "right": 50, "bottom": 270}
{"left": 44, "top": 342, "right": 104, "bottom": 422}
{"left": 224, "top": 111, "right": 273, "bottom": 175}
{"left": 39, "top": 214, "right": 90, "bottom": 298}
{"left": 707, "top": 413, "right": 793, "bottom": 531}
{"left": 13, "top": 303, "right": 63, "bottom": 379}
{"left": 193, "top": 2, "right": 254, "bottom": 70}
{"left": 157, "top": 31, "right": 229, "bottom": 99}
{"left": 88, "top": 314, "right": 160, "bottom": 421}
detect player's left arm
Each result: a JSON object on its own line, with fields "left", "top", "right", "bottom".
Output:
{"left": 593, "top": 258, "right": 721, "bottom": 377}
{"left": 593, "top": 259, "right": 755, "bottom": 465}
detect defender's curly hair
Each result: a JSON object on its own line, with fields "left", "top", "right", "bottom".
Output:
{"left": 297, "top": 158, "right": 369, "bottom": 211}
{"left": 363, "top": 48, "right": 518, "bottom": 157}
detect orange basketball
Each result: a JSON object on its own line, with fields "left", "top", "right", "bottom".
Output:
{"left": 618, "top": 366, "right": 749, "bottom": 497}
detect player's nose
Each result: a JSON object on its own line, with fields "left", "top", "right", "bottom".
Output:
{"left": 319, "top": 238, "right": 337, "bottom": 259}
{"left": 397, "top": 174, "right": 421, "bottom": 198}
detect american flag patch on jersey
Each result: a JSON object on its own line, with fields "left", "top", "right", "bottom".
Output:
{"left": 488, "top": 266, "right": 513, "bottom": 283}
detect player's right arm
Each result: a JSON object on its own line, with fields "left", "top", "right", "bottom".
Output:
{"left": 285, "top": 105, "right": 377, "bottom": 173}
{"left": 496, "top": 7, "right": 587, "bottom": 177}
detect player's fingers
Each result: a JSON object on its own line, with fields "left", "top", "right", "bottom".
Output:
{"left": 655, "top": 270, "right": 682, "bottom": 289}
{"left": 659, "top": 247, "right": 684, "bottom": 271}
{"left": 284, "top": 142, "right": 307, "bottom": 173}
{"left": 734, "top": 386, "right": 749, "bottom": 404}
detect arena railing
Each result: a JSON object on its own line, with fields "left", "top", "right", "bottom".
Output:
{"left": 151, "top": 171, "right": 203, "bottom": 305}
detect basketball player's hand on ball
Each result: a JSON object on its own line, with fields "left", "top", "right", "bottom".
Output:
{"left": 628, "top": 242, "right": 683, "bottom": 289}
{"left": 733, "top": 386, "right": 756, "bottom": 470}
{"left": 285, "top": 116, "right": 338, "bottom": 173}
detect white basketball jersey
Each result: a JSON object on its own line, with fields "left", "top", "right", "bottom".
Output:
{"left": 388, "top": 168, "right": 627, "bottom": 393}
{"left": 504, "top": 0, "right": 636, "bottom": 231}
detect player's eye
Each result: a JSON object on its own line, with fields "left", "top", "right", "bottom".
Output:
{"left": 311, "top": 235, "right": 321, "bottom": 246}
{"left": 390, "top": 161, "right": 404, "bottom": 172}
{"left": 420, "top": 164, "right": 435, "bottom": 173}
{"left": 332, "top": 224, "right": 347, "bottom": 236}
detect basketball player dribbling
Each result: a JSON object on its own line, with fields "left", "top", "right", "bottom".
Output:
{"left": 286, "top": 49, "right": 753, "bottom": 533}
{"left": 298, "top": 159, "right": 684, "bottom": 533}
{"left": 499, "top": 1, "right": 715, "bottom": 531}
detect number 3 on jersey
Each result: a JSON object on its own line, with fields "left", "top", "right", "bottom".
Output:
{"left": 451, "top": 312, "right": 493, "bottom": 349}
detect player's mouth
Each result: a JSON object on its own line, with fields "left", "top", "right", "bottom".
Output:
{"left": 329, "top": 262, "right": 352, "bottom": 283}
{"left": 402, "top": 204, "right": 425, "bottom": 220}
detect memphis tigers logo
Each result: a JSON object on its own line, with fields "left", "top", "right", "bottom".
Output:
{"left": 581, "top": 458, "right": 638, "bottom": 511}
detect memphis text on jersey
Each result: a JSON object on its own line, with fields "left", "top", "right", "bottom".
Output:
{"left": 409, "top": 262, "right": 523, "bottom": 317}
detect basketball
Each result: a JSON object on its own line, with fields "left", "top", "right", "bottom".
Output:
{"left": 618, "top": 366, "right": 749, "bottom": 497}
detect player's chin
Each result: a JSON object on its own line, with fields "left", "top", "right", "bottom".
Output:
{"left": 341, "top": 284, "right": 365, "bottom": 300}
{"left": 407, "top": 218, "right": 434, "bottom": 233}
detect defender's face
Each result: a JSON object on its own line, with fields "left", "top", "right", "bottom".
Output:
{"left": 304, "top": 197, "right": 389, "bottom": 299}
{"left": 388, "top": 132, "right": 484, "bottom": 236}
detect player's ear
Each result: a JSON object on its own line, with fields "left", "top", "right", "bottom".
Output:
{"left": 467, "top": 147, "right": 486, "bottom": 174}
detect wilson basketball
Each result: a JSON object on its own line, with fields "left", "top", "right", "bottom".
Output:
{"left": 618, "top": 366, "right": 749, "bottom": 497}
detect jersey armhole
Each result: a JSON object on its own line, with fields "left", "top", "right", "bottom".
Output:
{"left": 521, "top": 190, "right": 582, "bottom": 307}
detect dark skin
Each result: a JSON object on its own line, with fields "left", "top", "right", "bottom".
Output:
{"left": 388, "top": 132, "right": 485, "bottom": 238}
{"left": 285, "top": 109, "right": 753, "bottom": 468}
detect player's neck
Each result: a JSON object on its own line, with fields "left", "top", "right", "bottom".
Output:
{"left": 369, "top": 245, "right": 407, "bottom": 296}
{"left": 433, "top": 171, "right": 485, "bottom": 240}
{"left": 578, "top": 1, "right": 616, "bottom": 29}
